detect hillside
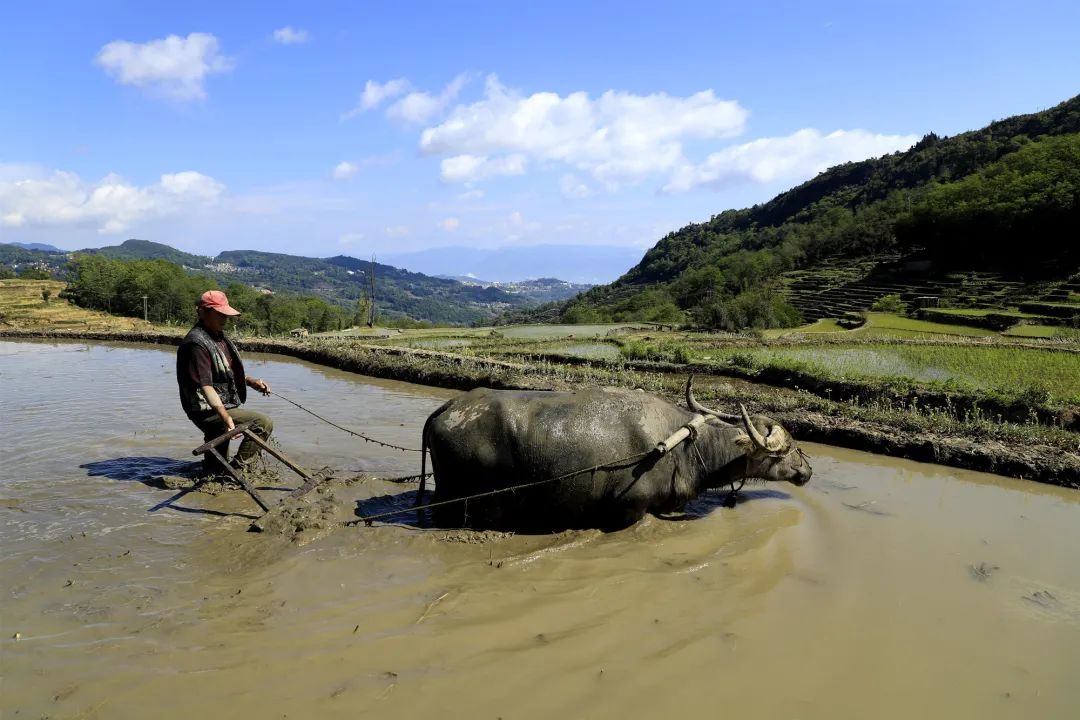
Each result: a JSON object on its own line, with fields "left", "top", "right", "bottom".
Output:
{"left": 543, "top": 94, "right": 1080, "bottom": 328}
{"left": 0, "top": 240, "right": 583, "bottom": 325}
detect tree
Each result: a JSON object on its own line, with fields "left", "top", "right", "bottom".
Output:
{"left": 41, "top": 288, "right": 51, "bottom": 304}
{"left": 353, "top": 296, "right": 370, "bottom": 328}
{"left": 870, "top": 293, "right": 907, "bottom": 313}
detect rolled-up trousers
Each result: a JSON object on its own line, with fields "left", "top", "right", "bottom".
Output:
{"left": 188, "top": 407, "right": 274, "bottom": 474}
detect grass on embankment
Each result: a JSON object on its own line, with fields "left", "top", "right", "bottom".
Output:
{"left": 705, "top": 344, "right": 1080, "bottom": 407}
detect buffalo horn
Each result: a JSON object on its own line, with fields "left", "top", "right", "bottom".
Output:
{"left": 739, "top": 403, "right": 773, "bottom": 452}
{"left": 685, "top": 376, "right": 737, "bottom": 423}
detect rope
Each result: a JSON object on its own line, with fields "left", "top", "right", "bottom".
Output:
{"left": 348, "top": 449, "right": 652, "bottom": 526}
{"left": 384, "top": 472, "right": 430, "bottom": 484}
{"left": 269, "top": 390, "right": 422, "bottom": 452}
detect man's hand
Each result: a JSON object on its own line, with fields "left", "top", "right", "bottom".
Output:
{"left": 223, "top": 414, "right": 235, "bottom": 432}
{"left": 248, "top": 377, "right": 271, "bottom": 395}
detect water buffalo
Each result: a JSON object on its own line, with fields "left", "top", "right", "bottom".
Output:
{"left": 418, "top": 379, "right": 811, "bottom": 530}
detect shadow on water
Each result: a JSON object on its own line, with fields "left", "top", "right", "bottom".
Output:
{"left": 354, "top": 490, "right": 430, "bottom": 529}
{"left": 353, "top": 485, "right": 793, "bottom": 531}
{"left": 81, "top": 456, "right": 202, "bottom": 484}
{"left": 676, "top": 486, "right": 793, "bottom": 518}
{"left": 80, "top": 456, "right": 262, "bottom": 520}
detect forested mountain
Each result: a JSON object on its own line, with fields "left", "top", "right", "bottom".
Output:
{"left": 544, "top": 94, "right": 1080, "bottom": 328}
{"left": 218, "top": 249, "right": 526, "bottom": 324}
{"left": 90, "top": 238, "right": 213, "bottom": 267}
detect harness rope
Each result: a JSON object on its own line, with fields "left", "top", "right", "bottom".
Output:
{"left": 269, "top": 390, "right": 422, "bottom": 452}
{"left": 347, "top": 449, "right": 653, "bottom": 526}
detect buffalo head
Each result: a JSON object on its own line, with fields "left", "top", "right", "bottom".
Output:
{"left": 735, "top": 405, "right": 812, "bottom": 486}
{"left": 686, "top": 376, "right": 812, "bottom": 487}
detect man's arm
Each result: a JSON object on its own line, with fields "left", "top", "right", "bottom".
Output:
{"left": 201, "top": 385, "right": 235, "bottom": 431}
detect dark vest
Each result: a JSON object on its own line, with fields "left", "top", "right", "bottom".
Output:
{"left": 177, "top": 324, "right": 247, "bottom": 416}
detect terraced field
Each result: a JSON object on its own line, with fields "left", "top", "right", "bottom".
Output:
{"left": 0, "top": 280, "right": 153, "bottom": 332}
{"left": 780, "top": 258, "right": 1077, "bottom": 327}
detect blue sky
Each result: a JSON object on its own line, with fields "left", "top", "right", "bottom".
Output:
{"left": 2, "top": 0, "right": 1078, "bottom": 273}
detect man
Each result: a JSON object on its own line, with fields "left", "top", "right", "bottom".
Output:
{"left": 176, "top": 290, "right": 273, "bottom": 477}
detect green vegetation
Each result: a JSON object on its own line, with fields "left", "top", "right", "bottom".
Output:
{"left": 519, "top": 94, "right": 1080, "bottom": 330}
{"left": 91, "top": 238, "right": 212, "bottom": 267}
{"left": 17, "top": 267, "right": 52, "bottom": 280}
{"left": 618, "top": 339, "right": 692, "bottom": 363}
{"left": 4, "top": 239, "right": 587, "bottom": 326}
{"left": 870, "top": 293, "right": 907, "bottom": 313}
{"left": 762, "top": 318, "right": 846, "bottom": 337}
{"left": 856, "top": 313, "right": 995, "bottom": 337}
{"left": 705, "top": 344, "right": 1080, "bottom": 405}
{"left": 929, "top": 307, "right": 1039, "bottom": 318}
{"left": 1004, "top": 324, "right": 1079, "bottom": 338}
{"left": 61, "top": 254, "right": 354, "bottom": 334}
{"left": 898, "top": 134, "right": 1080, "bottom": 267}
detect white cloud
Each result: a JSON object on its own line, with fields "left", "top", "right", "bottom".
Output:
{"left": 508, "top": 210, "right": 540, "bottom": 231}
{"left": 339, "top": 232, "right": 364, "bottom": 246}
{"left": 438, "top": 217, "right": 460, "bottom": 231}
{"left": 385, "top": 225, "right": 409, "bottom": 238}
{"left": 663, "top": 128, "right": 918, "bottom": 193}
{"left": 457, "top": 189, "right": 485, "bottom": 201}
{"left": 160, "top": 171, "right": 225, "bottom": 199}
{"left": 332, "top": 161, "right": 358, "bottom": 180}
{"left": 95, "top": 32, "right": 233, "bottom": 101}
{"left": 273, "top": 26, "right": 308, "bottom": 45}
{"left": 0, "top": 165, "right": 224, "bottom": 233}
{"left": 420, "top": 75, "right": 748, "bottom": 184}
{"left": 344, "top": 78, "right": 410, "bottom": 118}
{"left": 387, "top": 74, "right": 469, "bottom": 125}
{"left": 560, "top": 174, "right": 591, "bottom": 199}
{"left": 439, "top": 153, "right": 527, "bottom": 183}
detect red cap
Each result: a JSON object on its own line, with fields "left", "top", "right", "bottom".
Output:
{"left": 197, "top": 290, "right": 240, "bottom": 316}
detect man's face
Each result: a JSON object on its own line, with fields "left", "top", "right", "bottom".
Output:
{"left": 199, "top": 307, "right": 229, "bottom": 333}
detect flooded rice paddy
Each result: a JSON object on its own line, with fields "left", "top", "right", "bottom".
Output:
{"left": 498, "top": 323, "right": 644, "bottom": 339}
{"left": 2, "top": 339, "right": 1079, "bottom": 719}
{"left": 553, "top": 342, "right": 623, "bottom": 361}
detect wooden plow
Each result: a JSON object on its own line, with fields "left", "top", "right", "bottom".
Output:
{"left": 192, "top": 421, "right": 334, "bottom": 530}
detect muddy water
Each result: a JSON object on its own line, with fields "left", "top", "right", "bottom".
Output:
{"left": 2, "top": 340, "right": 1079, "bottom": 719}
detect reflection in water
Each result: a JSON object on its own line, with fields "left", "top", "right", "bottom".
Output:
{"left": 1, "top": 339, "right": 1079, "bottom": 720}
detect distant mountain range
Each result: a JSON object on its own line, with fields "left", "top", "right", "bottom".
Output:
{"left": 381, "top": 244, "right": 642, "bottom": 284}
{"left": 7, "top": 242, "right": 63, "bottom": 252}
{"left": 0, "top": 239, "right": 592, "bottom": 325}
